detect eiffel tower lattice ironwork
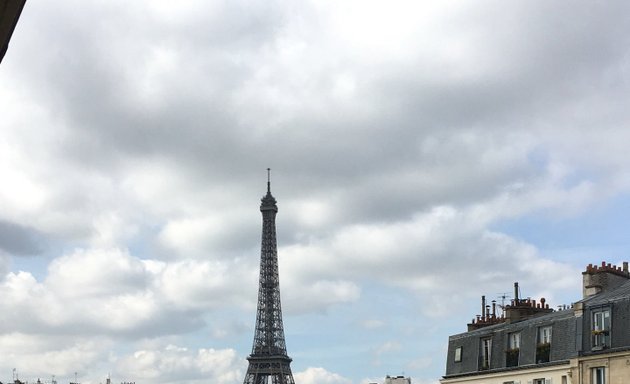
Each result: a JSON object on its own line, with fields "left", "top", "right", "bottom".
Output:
{"left": 243, "top": 170, "right": 296, "bottom": 384}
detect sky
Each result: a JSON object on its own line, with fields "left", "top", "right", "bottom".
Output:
{"left": 1, "top": 1, "right": 630, "bottom": 383}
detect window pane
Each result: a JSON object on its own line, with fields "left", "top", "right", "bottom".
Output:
{"left": 592, "top": 367, "right": 605, "bottom": 384}
{"left": 480, "top": 338, "right": 491, "bottom": 370}
{"left": 592, "top": 310, "right": 611, "bottom": 349}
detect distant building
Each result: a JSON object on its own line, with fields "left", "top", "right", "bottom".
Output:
{"left": 385, "top": 375, "right": 411, "bottom": 384}
{"left": 441, "top": 261, "right": 630, "bottom": 384}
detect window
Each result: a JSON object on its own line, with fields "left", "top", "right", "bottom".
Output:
{"left": 536, "top": 326, "right": 552, "bottom": 363}
{"left": 454, "top": 347, "right": 462, "bottom": 362}
{"left": 480, "top": 337, "right": 491, "bottom": 370}
{"left": 533, "top": 379, "right": 545, "bottom": 384}
{"left": 506, "top": 332, "right": 520, "bottom": 367}
{"left": 592, "top": 367, "right": 605, "bottom": 384}
{"left": 508, "top": 332, "right": 521, "bottom": 349}
{"left": 538, "top": 326, "right": 552, "bottom": 344}
{"left": 592, "top": 310, "right": 610, "bottom": 349}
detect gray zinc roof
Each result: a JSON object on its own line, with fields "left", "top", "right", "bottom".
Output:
{"left": 580, "top": 279, "right": 630, "bottom": 306}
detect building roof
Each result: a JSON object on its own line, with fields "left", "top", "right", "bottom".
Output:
{"left": 448, "top": 308, "right": 575, "bottom": 341}
{"left": 580, "top": 279, "right": 630, "bottom": 306}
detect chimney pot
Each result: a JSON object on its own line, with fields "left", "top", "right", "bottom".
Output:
{"left": 624, "top": 262, "right": 628, "bottom": 273}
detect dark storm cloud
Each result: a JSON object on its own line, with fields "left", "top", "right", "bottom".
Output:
{"left": 0, "top": 220, "right": 45, "bottom": 255}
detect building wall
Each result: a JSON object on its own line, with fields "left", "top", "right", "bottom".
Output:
{"left": 611, "top": 300, "right": 630, "bottom": 348}
{"left": 551, "top": 316, "right": 578, "bottom": 362}
{"left": 570, "top": 351, "right": 630, "bottom": 384}
{"left": 447, "top": 332, "right": 485, "bottom": 375}
{"left": 441, "top": 362, "right": 574, "bottom": 384}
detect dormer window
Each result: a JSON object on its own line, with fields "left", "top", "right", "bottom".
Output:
{"left": 454, "top": 346, "right": 462, "bottom": 362}
{"left": 592, "top": 309, "right": 610, "bottom": 350}
{"left": 506, "top": 332, "right": 520, "bottom": 367}
{"left": 480, "top": 337, "right": 492, "bottom": 370}
{"left": 536, "top": 326, "right": 552, "bottom": 363}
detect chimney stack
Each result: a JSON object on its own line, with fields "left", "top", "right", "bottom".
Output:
{"left": 583, "top": 261, "right": 630, "bottom": 298}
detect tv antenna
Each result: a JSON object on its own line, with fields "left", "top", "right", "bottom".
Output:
{"left": 496, "top": 292, "right": 511, "bottom": 314}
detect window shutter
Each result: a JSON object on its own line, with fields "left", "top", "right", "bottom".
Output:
{"left": 527, "top": 381, "right": 532, "bottom": 384}
{"left": 546, "top": 379, "right": 552, "bottom": 384}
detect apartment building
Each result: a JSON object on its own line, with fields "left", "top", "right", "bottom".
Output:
{"left": 441, "top": 262, "right": 630, "bottom": 384}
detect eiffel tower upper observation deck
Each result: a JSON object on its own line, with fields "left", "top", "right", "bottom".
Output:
{"left": 243, "top": 170, "right": 296, "bottom": 384}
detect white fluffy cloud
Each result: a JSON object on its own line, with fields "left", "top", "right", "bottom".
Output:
{"left": 0, "top": 248, "right": 257, "bottom": 337}
{"left": 115, "top": 345, "right": 243, "bottom": 384}
{"left": 281, "top": 203, "right": 578, "bottom": 315}
{"left": 295, "top": 367, "right": 353, "bottom": 384}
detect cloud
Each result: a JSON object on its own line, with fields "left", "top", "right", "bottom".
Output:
{"left": 155, "top": 258, "right": 257, "bottom": 311}
{"left": 2, "top": 0, "right": 630, "bottom": 383}
{"left": 283, "top": 278, "right": 361, "bottom": 315}
{"left": 373, "top": 341, "right": 402, "bottom": 356}
{"left": 114, "top": 345, "right": 243, "bottom": 384}
{"left": 281, "top": 203, "right": 578, "bottom": 317}
{"left": 295, "top": 367, "right": 353, "bottom": 384}
{"left": 0, "top": 333, "right": 112, "bottom": 380}
{"left": 0, "top": 248, "right": 256, "bottom": 337}
{"left": 0, "top": 220, "right": 45, "bottom": 255}
{"left": 0, "top": 252, "right": 9, "bottom": 279}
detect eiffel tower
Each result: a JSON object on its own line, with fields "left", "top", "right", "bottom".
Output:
{"left": 243, "top": 170, "right": 296, "bottom": 384}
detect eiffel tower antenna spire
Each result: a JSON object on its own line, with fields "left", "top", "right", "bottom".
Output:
{"left": 243, "top": 170, "right": 295, "bottom": 384}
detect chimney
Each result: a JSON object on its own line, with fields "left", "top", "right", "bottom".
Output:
{"left": 481, "top": 295, "right": 486, "bottom": 319}
{"left": 582, "top": 261, "right": 630, "bottom": 299}
{"left": 514, "top": 282, "right": 519, "bottom": 303}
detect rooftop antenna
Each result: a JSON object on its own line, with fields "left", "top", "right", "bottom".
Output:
{"left": 267, "top": 168, "right": 271, "bottom": 193}
{"left": 497, "top": 292, "right": 511, "bottom": 314}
